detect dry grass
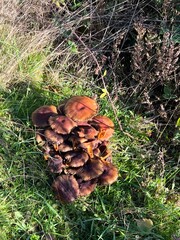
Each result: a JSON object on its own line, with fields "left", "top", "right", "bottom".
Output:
{"left": 0, "top": 1, "right": 58, "bottom": 88}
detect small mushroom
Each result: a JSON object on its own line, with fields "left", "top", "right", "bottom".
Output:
{"left": 64, "top": 96, "right": 99, "bottom": 122}
{"left": 49, "top": 115, "right": 77, "bottom": 135}
{"left": 77, "top": 159, "right": 104, "bottom": 181}
{"left": 32, "top": 105, "right": 58, "bottom": 127}
{"left": 64, "top": 151, "right": 89, "bottom": 167}
{"left": 52, "top": 175, "right": 80, "bottom": 203}
{"left": 48, "top": 155, "right": 64, "bottom": 173}
{"left": 90, "top": 115, "right": 114, "bottom": 140}
{"left": 98, "top": 161, "right": 118, "bottom": 186}
{"left": 78, "top": 179, "right": 97, "bottom": 197}
{"left": 44, "top": 129, "right": 64, "bottom": 151}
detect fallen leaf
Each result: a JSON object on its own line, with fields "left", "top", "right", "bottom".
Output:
{"left": 136, "top": 218, "right": 153, "bottom": 233}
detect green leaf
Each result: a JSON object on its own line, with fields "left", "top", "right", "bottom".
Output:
{"left": 67, "top": 40, "right": 78, "bottom": 53}
{"left": 30, "top": 234, "right": 40, "bottom": 240}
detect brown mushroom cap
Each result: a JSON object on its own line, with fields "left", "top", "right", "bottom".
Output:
{"left": 64, "top": 151, "right": 89, "bottom": 167}
{"left": 44, "top": 129, "right": 64, "bottom": 144}
{"left": 49, "top": 115, "right": 77, "bottom": 135}
{"left": 64, "top": 96, "right": 99, "bottom": 122}
{"left": 98, "top": 161, "right": 118, "bottom": 185}
{"left": 58, "top": 142, "right": 73, "bottom": 152}
{"left": 77, "top": 159, "right": 104, "bottom": 181}
{"left": 75, "top": 125, "right": 98, "bottom": 139}
{"left": 91, "top": 115, "right": 114, "bottom": 128}
{"left": 31, "top": 105, "right": 58, "bottom": 127}
{"left": 44, "top": 129, "right": 64, "bottom": 151}
{"left": 90, "top": 115, "right": 114, "bottom": 140}
{"left": 52, "top": 175, "right": 80, "bottom": 203}
{"left": 78, "top": 179, "right": 97, "bottom": 197}
{"left": 48, "top": 155, "right": 64, "bottom": 173}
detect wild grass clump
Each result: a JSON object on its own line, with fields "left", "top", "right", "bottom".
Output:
{"left": 0, "top": 0, "right": 179, "bottom": 239}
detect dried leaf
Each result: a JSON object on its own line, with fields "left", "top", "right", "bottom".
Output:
{"left": 136, "top": 218, "right": 153, "bottom": 233}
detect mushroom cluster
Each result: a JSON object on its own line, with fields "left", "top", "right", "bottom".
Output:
{"left": 32, "top": 96, "right": 118, "bottom": 203}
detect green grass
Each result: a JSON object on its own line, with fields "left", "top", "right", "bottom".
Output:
{"left": 0, "top": 82, "right": 179, "bottom": 239}
{"left": 0, "top": 0, "right": 179, "bottom": 239}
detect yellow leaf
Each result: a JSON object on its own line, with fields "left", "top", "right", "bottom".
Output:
{"left": 52, "top": 0, "right": 64, "bottom": 8}
{"left": 103, "top": 69, "right": 107, "bottom": 77}
{"left": 176, "top": 117, "right": 180, "bottom": 127}
{"left": 100, "top": 89, "right": 108, "bottom": 98}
